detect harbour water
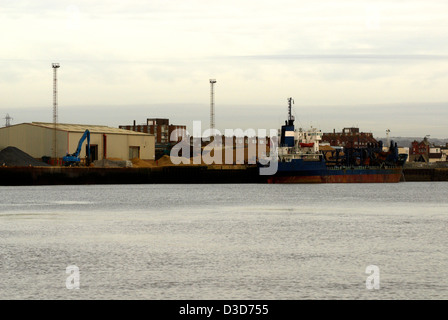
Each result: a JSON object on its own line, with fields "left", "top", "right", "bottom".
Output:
{"left": 0, "top": 182, "right": 447, "bottom": 300}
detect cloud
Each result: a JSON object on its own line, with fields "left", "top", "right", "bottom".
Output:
{"left": 232, "top": 54, "right": 448, "bottom": 62}
{"left": 1, "top": 0, "right": 447, "bottom": 138}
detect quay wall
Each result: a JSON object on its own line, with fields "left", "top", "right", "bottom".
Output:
{"left": 0, "top": 166, "right": 264, "bottom": 186}
{"left": 1, "top": 166, "right": 447, "bottom": 186}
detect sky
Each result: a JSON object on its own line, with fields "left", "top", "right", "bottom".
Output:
{"left": 1, "top": 0, "right": 448, "bottom": 138}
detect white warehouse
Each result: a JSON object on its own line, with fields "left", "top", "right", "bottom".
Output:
{"left": 0, "top": 122, "right": 155, "bottom": 163}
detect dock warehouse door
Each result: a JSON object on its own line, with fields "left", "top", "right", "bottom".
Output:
{"left": 129, "top": 146, "right": 140, "bottom": 159}
{"left": 88, "top": 145, "right": 98, "bottom": 161}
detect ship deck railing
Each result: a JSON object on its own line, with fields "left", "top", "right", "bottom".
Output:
{"left": 327, "top": 165, "right": 399, "bottom": 170}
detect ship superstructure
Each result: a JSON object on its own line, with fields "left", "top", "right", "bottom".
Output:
{"left": 262, "top": 98, "right": 407, "bottom": 183}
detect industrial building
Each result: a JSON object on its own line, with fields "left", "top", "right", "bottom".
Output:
{"left": 0, "top": 122, "right": 155, "bottom": 164}
{"left": 119, "top": 118, "right": 187, "bottom": 144}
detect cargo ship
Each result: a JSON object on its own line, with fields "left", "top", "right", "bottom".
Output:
{"left": 260, "top": 98, "right": 408, "bottom": 183}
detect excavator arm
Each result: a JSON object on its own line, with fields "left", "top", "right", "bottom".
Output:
{"left": 72, "top": 130, "right": 90, "bottom": 158}
{"left": 62, "top": 129, "right": 91, "bottom": 166}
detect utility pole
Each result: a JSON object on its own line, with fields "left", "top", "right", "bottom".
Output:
{"left": 52, "top": 63, "right": 60, "bottom": 164}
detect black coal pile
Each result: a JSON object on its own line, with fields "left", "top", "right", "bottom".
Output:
{"left": 0, "top": 146, "right": 50, "bottom": 167}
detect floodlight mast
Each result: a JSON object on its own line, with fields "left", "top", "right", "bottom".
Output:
{"left": 52, "top": 63, "right": 60, "bottom": 164}
{"left": 210, "top": 79, "right": 216, "bottom": 133}
{"left": 4, "top": 114, "right": 12, "bottom": 127}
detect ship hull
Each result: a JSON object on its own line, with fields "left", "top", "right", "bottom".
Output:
{"left": 267, "top": 170, "right": 403, "bottom": 183}
{"left": 265, "top": 160, "right": 404, "bottom": 183}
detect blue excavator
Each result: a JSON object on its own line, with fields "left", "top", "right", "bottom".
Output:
{"left": 63, "top": 129, "right": 91, "bottom": 166}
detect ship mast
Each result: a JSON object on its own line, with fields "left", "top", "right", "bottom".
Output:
{"left": 287, "top": 97, "right": 295, "bottom": 126}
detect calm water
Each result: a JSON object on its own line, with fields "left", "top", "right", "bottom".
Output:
{"left": 0, "top": 182, "right": 447, "bottom": 300}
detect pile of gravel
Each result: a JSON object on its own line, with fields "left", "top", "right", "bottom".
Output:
{"left": 0, "top": 146, "right": 50, "bottom": 167}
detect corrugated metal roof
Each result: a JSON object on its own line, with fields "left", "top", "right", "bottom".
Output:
{"left": 30, "top": 122, "right": 151, "bottom": 135}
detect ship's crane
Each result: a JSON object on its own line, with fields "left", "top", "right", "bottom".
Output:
{"left": 63, "top": 129, "right": 91, "bottom": 166}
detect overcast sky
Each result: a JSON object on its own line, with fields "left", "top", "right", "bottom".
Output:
{"left": 1, "top": 0, "right": 448, "bottom": 138}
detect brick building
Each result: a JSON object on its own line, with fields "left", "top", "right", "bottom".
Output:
{"left": 321, "top": 127, "right": 378, "bottom": 148}
{"left": 119, "top": 118, "right": 187, "bottom": 144}
{"left": 410, "top": 137, "right": 430, "bottom": 156}
{"left": 408, "top": 137, "right": 448, "bottom": 163}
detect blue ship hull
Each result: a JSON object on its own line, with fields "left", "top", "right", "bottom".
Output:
{"left": 267, "top": 159, "right": 403, "bottom": 183}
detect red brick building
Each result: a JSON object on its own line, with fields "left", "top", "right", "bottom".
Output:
{"left": 408, "top": 137, "right": 431, "bottom": 162}
{"left": 410, "top": 137, "right": 430, "bottom": 155}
